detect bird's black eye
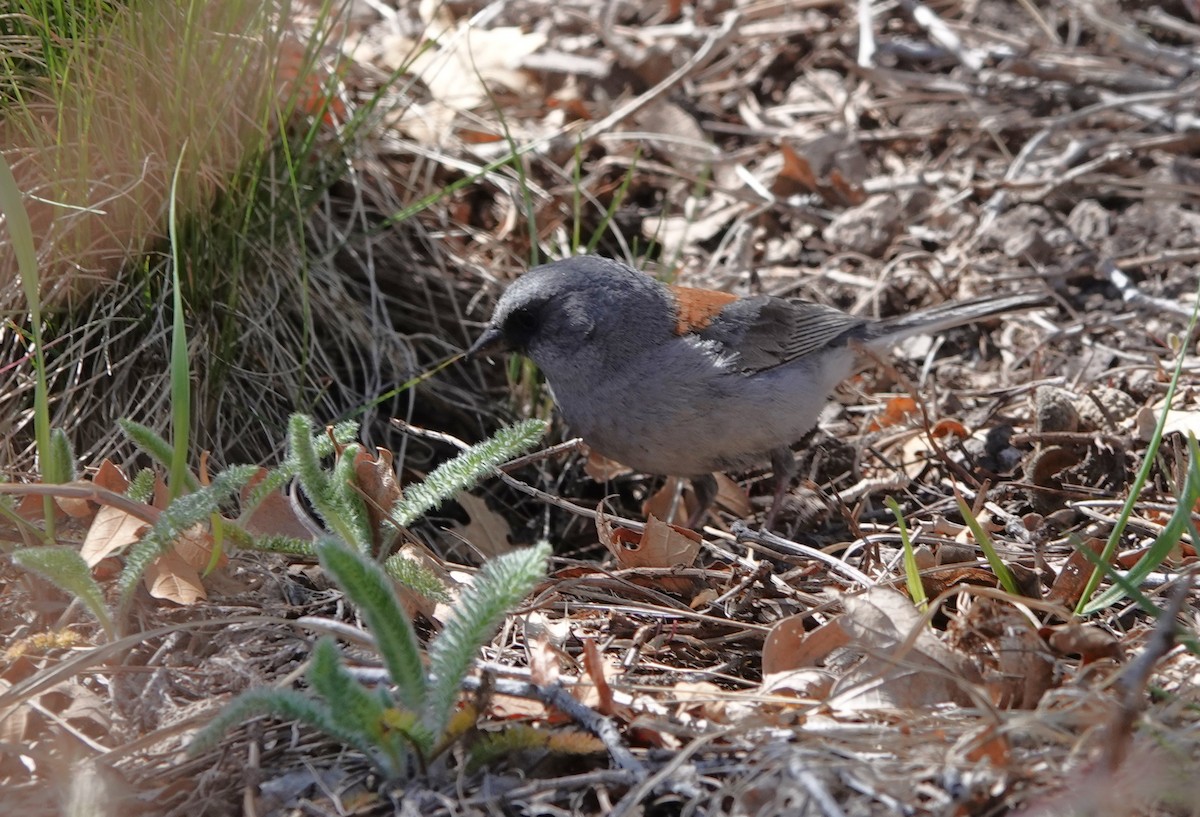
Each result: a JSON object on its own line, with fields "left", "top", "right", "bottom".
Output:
{"left": 503, "top": 305, "right": 540, "bottom": 348}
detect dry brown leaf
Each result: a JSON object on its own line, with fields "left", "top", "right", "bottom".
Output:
{"left": 762, "top": 613, "right": 851, "bottom": 675}
{"left": 672, "top": 680, "right": 729, "bottom": 723}
{"left": 930, "top": 418, "right": 970, "bottom": 439}
{"left": 375, "top": 6, "right": 545, "bottom": 135}
{"left": 761, "top": 669, "right": 835, "bottom": 700}
{"left": 53, "top": 680, "right": 113, "bottom": 738}
{"left": 0, "top": 680, "right": 28, "bottom": 743}
{"left": 16, "top": 492, "right": 55, "bottom": 521}
{"left": 172, "top": 523, "right": 226, "bottom": 571}
{"left": 393, "top": 541, "right": 456, "bottom": 623}
{"left": 964, "top": 724, "right": 1011, "bottom": 766}
{"left": 641, "top": 477, "right": 691, "bottom": 527}
{"left": 1046, "top": 538, "right": 1107, "bottom": 608}
{"left": 777, "top": 135, "right": 867, "bottom": 205}
{"left": 633, "top": 99, "right": 714, "bottom": 171}
{"left": 599, "top": 512, "right": 700, "bottom": 595}
{"left": 528, "top": 634, "right": 561, "bottom": 688}
{"left": 144, "top": 550, "right": 206, "bottom": 605}
{"left": 580, "top": 637, "right": 616, "bottom": 717}
{"left": 868, "top": 395, "right": 919, "bottom": 432}
{"left": 714, "top": 472, "right": 753, "bottom": 519}
{"left": 81, "top": 504, "right": 150, "bottom": 566}
{"left": 489, "top": 693, "right": 547, "bottom": 721}
{"left": 151, "top": 473, "right": 170, "bottom": 510}
{"left": 582, "top": 449, "right": 633, "bottom": 481}
{"left": 353, "top": 447, "right": 400, "bottom": 544}
{"left": 91, "top": 459, "right": 130, "bottom": 493}
{"left": 601, "top": 514, "right": 700, "bottom": 571}
{"left": 54, "top": 491, "right": 93, "bottom": 519}
{"left": 950, "top": 598, "right": 1056, "bottom": 709}
{"left": 241, "top": 470, "right": 315, "bottom": 541}
{"left": 453, "top": 492, "right": 515, "bottom": 558}
{"left": 1043, "top": 621, "right": 1123, "bottom": 664}
{"left": 830, "top": 588, "right": 982, "bottom": 710}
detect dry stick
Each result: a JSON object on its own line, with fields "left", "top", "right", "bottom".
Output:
{"left": 856, "top": 0, "right": 876, "bottom": 67}
{"left": 898, "top": 0, "right": 985, "bottom": 71}
{"left": 1099, "top": 256, "right": 1195, "bottom": 319}
{"left": 608, "top": 729, "right": 723, "bottom": 817}
{"left": 1103, "top": 568, "right": 1195, "bottom": 771}
{"left": 459, "top": 675, "right": 669, "bottom": 787}
{"left": 732, "top": 521, "right": 876, "bottom": 589}
{"left": 793, "top": 757, "right": 850, "bottom": 817}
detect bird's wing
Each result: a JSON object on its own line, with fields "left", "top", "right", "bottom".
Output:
{"left": 669, "top": 285, "right": 870, "bottom": 374}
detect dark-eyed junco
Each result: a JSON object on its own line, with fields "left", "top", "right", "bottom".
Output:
{"left": 469, "top": 256, "right": 1044, "bottom": 526}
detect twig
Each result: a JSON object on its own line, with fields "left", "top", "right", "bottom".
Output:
{"left": 856, "top": 0, "right": 876, "bottom": 67}
{"left": 1103, "top": 569, "right": 1195, "bottom": 770}
{"left": 899, "top": 0, "right": 985, "bottom": 71}
{"left": 732, "top": 522, "right": 876, "bottom": 589}
{"left": 608, "top": 730, "right": 718, "bottom": 817}
{"left": 1098, "top": 257, "right": 1195, "bottom": 318}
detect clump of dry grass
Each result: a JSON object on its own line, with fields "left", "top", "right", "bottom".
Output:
{"left": 0, "top": 1, "right": 476, "bottom": 473}
{"left": 0, "top": 0, "right": 290, "bottom": 308}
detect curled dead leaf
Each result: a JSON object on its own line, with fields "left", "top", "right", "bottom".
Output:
{"left": 144, "top": 549, "right": 206, "bottom": 605}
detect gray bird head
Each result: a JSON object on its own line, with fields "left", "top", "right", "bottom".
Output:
{"left": 468, "top": 257, "right": 672, "bottom": 373}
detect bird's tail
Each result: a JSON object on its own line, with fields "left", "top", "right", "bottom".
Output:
{"left": 867, "top": 291, "right": 1049, "bottom": 348}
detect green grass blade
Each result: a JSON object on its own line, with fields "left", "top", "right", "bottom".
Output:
{"left": 1082, "top": 433, "right": 1200, "bottom": 615}
{"left": 0, "top": 150, "right": 54, "bottom": 536}
{"left": 166, "top": 146, "right": 191, "bottom": 501}
{"left": 885, "top": 497, "right": 927, "bottom": 610}
{"left": 956, "top": 494, "right": 1020, "bottom": 596}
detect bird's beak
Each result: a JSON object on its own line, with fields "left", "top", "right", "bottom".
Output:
{"left": 466, "top": 326, "right": 509, "bottom": 360}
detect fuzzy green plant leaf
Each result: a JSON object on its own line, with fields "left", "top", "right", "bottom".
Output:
{"left": 189, "top": 687, "right": 376, "bottom": 763}
{"left": 331, "top": 443, "right": 373, "bottom": 553}
{"left": 885, "top": 497, "right": 927, "bottom": 611}
{"left": 127, "top": 469, "right": 155, "bottom": 503}
{"left": 390, "top": 420, "right": 546, "bottom": 528}
{"left": 382, "top": 553, "right": 452, "bottom": 603}
{"left": 116, "top": 464, "right": 258, "bottom": 609}
{"left": 243, "top": 419, "right": 359, "bottom": 509}
{"left": 316, "top": 539, "right": 427, "bottom": 712}
{"left": 423, "top": 542, "right": 550, "bottom": 739}
{"left": 306, "top": 637, "right": 411, "bottom": 770}
{"left": 44, "top": 428, "right": 76, "bottom": 484}
{"left": 236, "top": 533, "right": 318, "bottom": 557}
{"left": 119, "top": 419, "right": 200, "bottom": 493}
{"left": 466, "top": 723, "right": 551, "bottom": 773}
{"left": 288, "top": 415, "right": 370, "bottom": 550}
{"left": 12, "top": 547, "right": 115, "bottom": 639}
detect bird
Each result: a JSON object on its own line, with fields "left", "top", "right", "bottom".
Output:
{"left": 468, "top": 255, "right": 1044, "bottom": 527}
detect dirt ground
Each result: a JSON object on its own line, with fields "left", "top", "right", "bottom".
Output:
{"left": 3, "top": 0, "right": 1200, "bottom": 815}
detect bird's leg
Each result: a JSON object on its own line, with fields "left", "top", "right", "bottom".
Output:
{"left": 686, "top": 473, "right": 719, "bottom": 529}
{"left": 763, "top": 447, "right": 797, "bottom": 530}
